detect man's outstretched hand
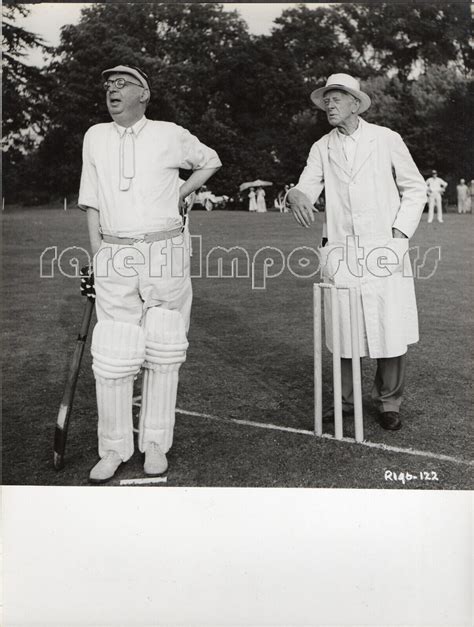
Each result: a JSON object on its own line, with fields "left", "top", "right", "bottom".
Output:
{"left": 286, "top": 188, "right": 317, "bottom": 228}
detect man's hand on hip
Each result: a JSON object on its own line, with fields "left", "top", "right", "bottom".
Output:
{"left": 286, "top": 188, "right": 317, "bottom": 228}
{"left": 178, "top": 195, "right": 187, "bottom": 212}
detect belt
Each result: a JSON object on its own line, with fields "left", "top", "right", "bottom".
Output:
{"left": 101, "top": 227, "right": 184, "bottom": 245}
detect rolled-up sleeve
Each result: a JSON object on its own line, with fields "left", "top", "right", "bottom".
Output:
{"left": 294, "top": 142, "right": 325, "bottom": 205}
{"left": 179, "top": 128, "right": 222, "bottom": 170}
{"left": 78, "top": 129, "right": 99, "bottom": 211}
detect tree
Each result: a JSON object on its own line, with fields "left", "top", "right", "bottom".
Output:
{"left": 2, "top": 2, "right": 50, "bottom": 152}
{"left": 7, "top": 2, "right": 473, "bottom": 205}
{"left": 407, "top": 66, "right": 473, "bottom": 180}
{"left": 334, "top": 3, "right": 473, "bottom": 79}
{"left": 361, "top": 67, "right": 473, "bottom": 186}
{"left": 2, "top": 2, "right": 53, "bottom": 202}
{"left": 270, "top": 4, "right": 366, "bottom": 83}
{"left": 208, "top": 35, "right": 309, "bottom": 189}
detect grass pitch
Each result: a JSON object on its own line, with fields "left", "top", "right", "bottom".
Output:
{"left": 2, "top": 206, "right": 472, "bottom": 488}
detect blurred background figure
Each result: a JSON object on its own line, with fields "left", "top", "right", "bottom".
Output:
{"left": 248, "top": 187, "right": 257, "bottom": 212}
{"left": 456, "top": 178, "right": 470, "bottom": 214}
{"left": 256, "top": 186, "right": 267, "bottom": 212}
{"left": 426, "top": 170, "right": 448, "bottom": 223}
{"left": 196, "top": 185, "right": 219, "bottom": 211}
{"left": 239, "top": 179, "right": 272, "bottom": 212}
{"left": 275, "top": 185, "right": 291, "bottom": 212}
{"left": 211, "top": 193, "right": 229, "bottom": 210}
{"left": 203, "top": 188, "right": 215, "bottom": 211}
{"left": 193, "top": 186, "right": 204, "bottom": 210}
{"left": 194, "top": 186, "right": 207, "bottom": 210}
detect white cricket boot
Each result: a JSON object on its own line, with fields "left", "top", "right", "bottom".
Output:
{"left": 89, "top": 451, "right": 123, "bottom": 484}
{"left": 144, "top": 442, "right": 168, "bottom": 476}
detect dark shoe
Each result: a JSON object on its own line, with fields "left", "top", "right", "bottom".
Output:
{"left": 323, "top": 406, "right": 354, "bottom": 423}
{"left": 379, "top": 411, "right": 402, "bottom": 431}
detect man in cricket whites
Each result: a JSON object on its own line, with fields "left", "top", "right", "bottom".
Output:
{"left": 79, "top": 65, "right": 221, "bottom": 483}
{"left": 287, "top": 73, "right": 426, "bottom": 431}
{"left": 425, "top": 169, "right": 448, "bottom": 223}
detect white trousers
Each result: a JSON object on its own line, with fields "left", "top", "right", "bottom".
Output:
{"left": 93, "top": 234, "right": 192, "bottom": 328}
{"left": 427, "top": 193, "right": 443, "bottom": 222}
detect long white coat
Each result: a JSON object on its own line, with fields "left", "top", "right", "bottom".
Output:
{"left": 295, "top": 118, "right": 427, "bottom": 358}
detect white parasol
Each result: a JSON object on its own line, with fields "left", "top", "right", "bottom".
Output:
{"left": 239, "top": 179, "right": 273, "bottom": 192}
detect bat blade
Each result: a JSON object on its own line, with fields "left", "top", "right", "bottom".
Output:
{"left": 53, "top": 298, "right": 94, "bottom": 470}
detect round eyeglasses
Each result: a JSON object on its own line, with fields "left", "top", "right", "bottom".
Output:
{"left": 103, "top": 78, "right": 143, "bottom": 91}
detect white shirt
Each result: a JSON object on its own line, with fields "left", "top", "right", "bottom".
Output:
{"left": 311, "top": 120, "right": 361, "bottom": 236}
{"left": 426, "top": 176, "right": 447, "bottom": 195}
{"left": 337, "top": 121, "right": 361, "bottom": 171}
{"left": 78, "top": 117, "right": 221, "bottom": 237}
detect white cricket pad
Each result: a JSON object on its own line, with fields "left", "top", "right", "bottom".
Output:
{"left": 138, "top": 308, "right": 188, "bottom": 453}
{"left": 91, "top": 321, "right": 145, "bottom": 461}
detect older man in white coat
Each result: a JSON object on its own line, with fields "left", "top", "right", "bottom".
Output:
{"left": 287, "top": 74, "right": 426, "bottom": 431}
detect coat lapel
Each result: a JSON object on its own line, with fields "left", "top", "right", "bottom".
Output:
{"left": 350, "top": 119, "right": 376, "bottom": 180}
{"left": 327, "top": 130, "right": 351, "bottom": 182}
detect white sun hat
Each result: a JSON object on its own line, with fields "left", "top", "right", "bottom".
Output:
{"left": 310, "top": 73, "right": 371, "bottom": 113}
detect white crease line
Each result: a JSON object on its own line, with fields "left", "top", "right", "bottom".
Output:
{"left": 176, "top": 408, "right": 473, "bottom": 467}
{"left": 120, "top": 476, "right": 167, "bottom": 486}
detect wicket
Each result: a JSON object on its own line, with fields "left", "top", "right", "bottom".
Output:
{"left": 313, "top": 283, "right": 364, "bottom": 442}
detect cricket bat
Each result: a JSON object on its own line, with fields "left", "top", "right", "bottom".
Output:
{"left": 53, "top": 297, "right": 95, "bottom": 470}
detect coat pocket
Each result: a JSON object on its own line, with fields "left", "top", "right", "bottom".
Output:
{"left": 364, "top": 237, "right": 409, "bottom": 278}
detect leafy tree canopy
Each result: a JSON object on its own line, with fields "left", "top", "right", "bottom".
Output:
{"left": 3, "top": 2, "right": 473, "bottom": 204}
{"left": 334, "top": 2, "right": 473, "bottom": 78}
{"left": 2, "top": 1, "right": 51, "bottom": 151}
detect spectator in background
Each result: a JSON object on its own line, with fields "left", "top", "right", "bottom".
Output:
{"left": 456, "top": 179, "right": 470, "bottom": 214}
{"left": 256, "top": 186, "right": 267, "bottom": 212}
{"left": 196, "top": 185, "right": 218, "bottom": 211}
{"left": 426, "top": 170, "right": 448, "bottom": 223}
{"left": 203, "top": 190, "right": 215, "bottom": 211}
{"left": 248, "top": 187, "right": 257, "bottom": 212}
{"left": 276, "top": 185, "right": 291, "bottom": 212}
{"left": 193, "top": 186, "right": 205, "bottom": 210}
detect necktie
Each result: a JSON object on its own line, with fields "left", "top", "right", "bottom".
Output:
{"left": 341, "top": 135, "right": 356, "bottom": 171}
{"left": 119, "top": 127, "right": 135, "bottom": 191}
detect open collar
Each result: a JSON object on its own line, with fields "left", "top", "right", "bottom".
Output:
{"left": 113, "top": 116, "right": 148, "bottom": 137}
{"left": 336, "top": 119, "right": 362, "bottom": 143}
{"left": 327, "top": 118, "right": 375, "bottom": 181}
{"left": 328, "top": 128, "right": 351, "bottom": 179}
{"left": 351, "top": 118, "right": 376, "bottom": 179}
